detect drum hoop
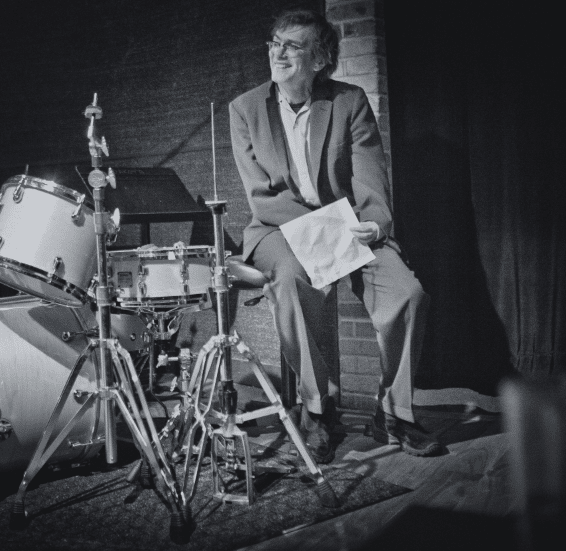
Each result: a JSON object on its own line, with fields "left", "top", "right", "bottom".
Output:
{"left": 0, "top": 256, "right": 89, "bottom": 306}
{"left": 1, "top": 175, "right": 95, "bottom": 211}
{"left": 117, "top": 292, "right": 209, "bottom": 307}
{"left": 108, "top": 246, "right": 215, "bottom": 261}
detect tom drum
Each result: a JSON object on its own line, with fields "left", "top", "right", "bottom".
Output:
{"left": 0, "top": 175, "right": 97, "bottom": 307}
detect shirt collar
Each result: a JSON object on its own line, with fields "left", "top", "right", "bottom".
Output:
{"left": 276, "top": 86, "right": 312, "bottom": 114}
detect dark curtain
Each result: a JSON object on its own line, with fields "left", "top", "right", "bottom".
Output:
{"left": 385, "top": 0, "right": 565, "bottom": 392}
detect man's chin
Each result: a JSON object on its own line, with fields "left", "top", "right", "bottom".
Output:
{"left": 271, "top": 69, "right": 290, "bottom": 84}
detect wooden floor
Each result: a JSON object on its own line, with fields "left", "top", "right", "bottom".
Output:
{"left": 239, "top": 393, "right": 516, "bottom": 551}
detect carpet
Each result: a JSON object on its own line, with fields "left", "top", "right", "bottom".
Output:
{"left": 0, "top": 439, "right": 409, "bottom": 551}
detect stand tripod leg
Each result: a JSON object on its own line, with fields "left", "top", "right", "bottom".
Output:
{"left": 108, "top": 341, "right": 192, "bottom": 541}
{"left": 182, "top": 340, "right": 223, "bottom": 501}
{"left": 234, "top": 335, "right": 340, "bottom": 509}
{"left": 10, "top": 342, "right": 100, "bottom": 529}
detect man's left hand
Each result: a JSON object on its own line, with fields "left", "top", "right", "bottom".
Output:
{"left": 349, "top": 221, "right": 380, "bottom": 245}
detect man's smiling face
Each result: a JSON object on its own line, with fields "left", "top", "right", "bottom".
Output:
{"left": 269, "top": 25, "right": 323, "bottom": 92}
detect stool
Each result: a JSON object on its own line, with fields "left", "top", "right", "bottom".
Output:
{"left": 226, "top": 255, "right": 297, "bottom": 409}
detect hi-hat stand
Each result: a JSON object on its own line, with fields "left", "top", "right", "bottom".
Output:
{"left": 9, "top": 95, "right": 191, "bottom": 543}
{"left": 179, "top": 104, "right": 339, "bottom": 509}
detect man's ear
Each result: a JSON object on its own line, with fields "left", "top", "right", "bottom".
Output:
{"left": 313, "top": 59, "right": 325, "bottom": 72}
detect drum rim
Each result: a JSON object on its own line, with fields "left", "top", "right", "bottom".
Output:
{"left": 117, "top": 291, "right": 210, "bottom": 308}
{"left": 107, "top": 245, "right": 215, "bottom": 260}
{"left": 0, "top": 256, "right": 89, "bottom": 307}
{"left": 1, "top": 174, "right": 95, "bottom": 211}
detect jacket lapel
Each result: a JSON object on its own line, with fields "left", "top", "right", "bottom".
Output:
{"left": 265, "top": 85, "right": 297, "bottom": 193}
{"left": 309, "top": 83, "right": 333, "bottom": 200}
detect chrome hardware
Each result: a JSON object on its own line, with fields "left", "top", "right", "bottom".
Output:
{"left": 138, "top": 280, "right": 147, "bottom": 298}
{"left": 180, "top": 259, "right": 190, "bottom": 295}
{"left": 0, "top": 236, "right": 3, "bottom": 249}
{"left": 62, "top": 327, "right": 98, "bottom": 342}
{"left": 87, "top": 275, "right": 98, "bottom": 300}
{"left": 13, "top": 182, "right": 25, "bottom": 203}
{"left": 68, "top": 436, "right": 105, "bottom": 449}
{"left": 73, "top": 389, "right": 91, "bottom": 399}
{"left": 0, "top": 418, "right": 13, "bottom": 441}
{"left": 48, "top": 256, "right": 63, "bottom": 281}
{"left": 71, "top": 194, "right": 86, "bottom": 220}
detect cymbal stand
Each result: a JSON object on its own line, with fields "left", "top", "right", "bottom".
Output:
{"left": 9, "top": 95, "right": 191, "bottom": 543}
{"left": 180, "top": 198, "right": 339, "bottom": 508}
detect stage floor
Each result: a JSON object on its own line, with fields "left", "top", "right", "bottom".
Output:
{"left": 0, "top": 379, "right": 513, "bottom": 551}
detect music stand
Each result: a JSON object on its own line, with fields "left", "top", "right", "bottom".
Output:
{"left": 76, "top": 166, "right": 211, "bottom": 245}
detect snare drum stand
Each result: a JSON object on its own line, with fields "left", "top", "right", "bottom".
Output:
{"left": 10, "top": 95, "right": 191, "bottom": 543}
{"left": 180, "top": 199, "right": 339, "bottom": 508}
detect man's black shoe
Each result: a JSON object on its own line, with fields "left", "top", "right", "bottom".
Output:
{"left": 371, "top": 409, "right": 442, "bottom": 457}
{"left": 300, "top": 402, "right": 336, "bottom": 464}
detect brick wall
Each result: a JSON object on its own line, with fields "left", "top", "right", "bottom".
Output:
{"left": 326, "top": 0, "right": 391, "bottom": 412}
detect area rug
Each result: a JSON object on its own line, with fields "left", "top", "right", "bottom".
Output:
{"left": 0, "top": 441, "right": 409, "bottom": 551}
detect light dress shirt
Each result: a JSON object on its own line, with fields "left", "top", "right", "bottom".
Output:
{"left": 277, "top": 90, "right": 321, "bottom": 207}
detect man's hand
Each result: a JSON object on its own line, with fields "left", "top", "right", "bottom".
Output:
{"left": 349, "top": 221, "right": 380, "bottom": 245}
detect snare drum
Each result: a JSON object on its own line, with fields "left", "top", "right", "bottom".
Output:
{"left": 0, "top": 175, "right": 97, "bottom": 307}
{"left": 107, "top": 245, "right": 214, "bottom": 310}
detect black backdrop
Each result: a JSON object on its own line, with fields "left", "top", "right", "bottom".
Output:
{"left": 0, "top": 0, "right": 564, "bottom": 392}
{"left": 385, "top": 0, "right": 565, "bottom": 391}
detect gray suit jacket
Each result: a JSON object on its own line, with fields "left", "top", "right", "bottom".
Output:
{"left": 229, "top": 79, "right": 392, "bottom": 261}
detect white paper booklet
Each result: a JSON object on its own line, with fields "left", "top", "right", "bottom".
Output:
{"left": 280, "top": 198, "right": 376, "bottom": 289}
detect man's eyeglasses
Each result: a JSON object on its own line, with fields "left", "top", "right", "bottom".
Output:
{"left": 266, "top": 40, "right": 307, "bottom": 57}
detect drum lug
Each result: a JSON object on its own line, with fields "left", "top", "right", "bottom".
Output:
{"left": 87, "top": 275, "right": 99, "bottom": 300}
{"left": 71, "top": 194, "right": 85, "bottom": 220}
{"left": 137, "top": 260, "right": 147, "bottom": 297}
{"left": 180, "top": 259, "right": 190, "bottom": 295}
{"left": 13, "top": 182, "right": 25, "bottom": 203}
{"left": 0, "top": 418, "right": 13, "bottom": 441}
{"left": 48, "top": 257, "right": 63, "bottom": 281}
{"left": 0, "top": 236, "right": 3, "bottom": 249}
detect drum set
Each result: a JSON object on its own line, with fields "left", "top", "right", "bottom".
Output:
{"left": 0, "top": 96, "right": 337, "bottom": 543}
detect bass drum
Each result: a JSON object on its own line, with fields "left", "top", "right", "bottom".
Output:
{"left": 0, "top": 296, "right": 146, "bottom": 472}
